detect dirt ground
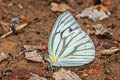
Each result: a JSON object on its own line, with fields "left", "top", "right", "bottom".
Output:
{"left": 0, "top": 0, "right": 120, "bottom": 80}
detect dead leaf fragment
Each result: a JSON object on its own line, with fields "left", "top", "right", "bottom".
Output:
{"left": 92, "top": 24, "right": 112, "bottom": 37}
{"left": 51, "top": 2, "right": 70, "bottom": 12}
{"left": 53, "top": 69, "right": 82, "bottom": 80}
{"left": 0, "top": 5, "right": 8, "bottom": 14}
{"left": 0, "top": 21, "right": 10, "bottom": 32}
{"left": 24, "top": 44, "right": 47, "bottom": 51}
{"left": 28, "top": 73, "right": 47, "bottom": 80}
{"left": 0, "top": 52, "right": 8, "bottom": 62}
{"left": 17, "top": 4, "right": 23, "bottom": 9}
{"left": 25, "top": 50, "right": 44, "bottom": 63}
{"left": 76, "top": 5, "right": 111, "bottom": 21}
{"left": 100, "top": 48, "right": 120, "bottom": 56}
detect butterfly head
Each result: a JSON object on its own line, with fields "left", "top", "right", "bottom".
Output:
{"left": 44, "top": 53, "right": 57, "bottom": 65}
{"left": 44, "top": 56, "right": 51, "bottom": 62}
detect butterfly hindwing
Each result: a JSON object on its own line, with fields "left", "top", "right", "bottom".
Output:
{"left": 48, "top": 11, "right": 95, "bottom": 66}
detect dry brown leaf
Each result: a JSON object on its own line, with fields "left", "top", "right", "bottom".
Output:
{"left": 51, "top": 2, "right": 70, "bottom": 12}
{"left": 76, "top": 5, "right": 111, "bottom": 21}
{"left": 25, "top": 50, "right": 44, "bottom": 63}
{"left": 17, "top": 4, "right": 23, "bottom": 9}
{"left": 92, "top": 24, "right": 112, "bottom": 37}
{"left": 53, "top": 69, "right": 82, "bottom": 80}
{"left": 0, "top": 21, "right": 10, "bottom": 32}
{"left": 28, "top": 73, "right": 47, "bottom": 80}
{"left": 100, "top": 47, "right": 120, "bottom": 56}
{"left": 0, "top": 52, "right": 8, "bottom": 62}
{"left": 24, "top": 44, "right": 47, "bottom": 51}
{"left": 0, "top": 5, "right": 8, "bottom": 14}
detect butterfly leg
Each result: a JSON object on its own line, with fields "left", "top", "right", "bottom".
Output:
{"left": 46, "top": 65, "right": 55, "bottom": 72}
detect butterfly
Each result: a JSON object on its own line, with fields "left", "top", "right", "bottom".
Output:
{"left": 45, "top": 11, "right": 95, "bottom": 67}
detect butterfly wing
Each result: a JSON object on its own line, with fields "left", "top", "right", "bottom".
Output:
{"left": 48, "top": 11, "right": 95, "bottom": 66}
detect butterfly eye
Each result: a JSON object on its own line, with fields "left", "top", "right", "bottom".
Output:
{"left": 44, "top": 56, "right": 50, "bottom": 62}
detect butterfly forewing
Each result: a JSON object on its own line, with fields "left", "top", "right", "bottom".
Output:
{"left": 48, "top": 11, "right": 95, "bottom": 66}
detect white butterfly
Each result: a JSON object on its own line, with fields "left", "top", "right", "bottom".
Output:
{"left": 45, "top": 11, "right": 95, "bottom": 66}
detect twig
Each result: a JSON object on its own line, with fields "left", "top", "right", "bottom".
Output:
{"left": 0, "top": 22, "right": 10, "bottom": 32}
{"left": 0, "top": 23, "right": 28, "bottom": 38}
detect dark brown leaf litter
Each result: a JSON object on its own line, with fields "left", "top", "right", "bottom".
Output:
{"left": 0, "top": 0, "right": 120, "bottom": 80}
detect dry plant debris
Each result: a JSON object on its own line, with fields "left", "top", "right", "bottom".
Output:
{"left": 53, "top": 69, "right": 82, "bottom": 80}
{"left": 92, "top": 24, "right": 112, "bottom": 37}
{"left": 76, "top": 5, "right": 111, "bottom": 21}
{"left": 25, "top": 50, "right": 44, "bottom": 63}
{"left": 0, "top": 16, "right": 31, "bottom": 39}
{"left": 0, "top": 52, "right": 8, "bottom": 62}
{"left": 24, "top": 44, "right": 47, "bottom": 51}
{"left": 28, "top": 73, "right": 47, "bottom": 80}
{"left": 0, "top": 22, "right": 10, "bottom": 32}
{"left": 0, "top": 23, "right": 28, "bottom": 38}
{"left": 19, "top": 44, "right": 47, "bottom": 62}
{"left": 100, "top": 47, "right": 120, "bottom": 56}
{"left": 51, "top": 2, "right": 70, "bottom": 12}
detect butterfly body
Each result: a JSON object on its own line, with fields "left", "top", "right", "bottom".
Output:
{"left": 45, "top": 11, "right": 95, "bottom": 67}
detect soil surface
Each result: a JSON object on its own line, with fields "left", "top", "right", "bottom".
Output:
{"left": 0, "top": 0, "right": 120, "bottom": 80}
